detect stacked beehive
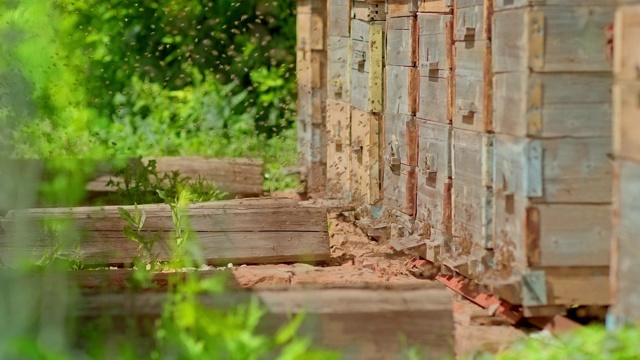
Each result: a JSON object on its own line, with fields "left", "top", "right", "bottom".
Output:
{"left": 611, "top": 5, "right": 640, "bottom": 325}
{"left": 297, "top": 0, "right": 327, "bottom": 193}
{"left": 349, "top": 0, "right": 385, "bottom": 206}
{"left": 304, "top": 0, "right": 623, "bottom": 314}
{"left": 489, "top": 1, "right": 615, "bottom": 310}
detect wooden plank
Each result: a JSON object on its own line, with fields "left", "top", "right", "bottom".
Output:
{"left": 614, "top": 5, "right": 640, "bottom": 82}
{"left": 387, "top": 0, "right": 420, "bottom": 17}
{"left": 386, "top": 17, "right": 418, "bottom": 67}
{"left": 451, "top": 129, "right": 493, "bottom": 252}
{"left": 328, "top": 36, "right": 351, "bottom": 101}
{"left": 329, "top": 0, "right": 351, "bottom": 37}
{"left": 417, "top": 120, "right": 452, "bottom": 245}
{"left": 77, "top": 286, "right": 455, "bottom": 359}
{"left": 614, "top": 81, "right": 640, "bottom": 163}
{"left": 326, "top": 99, "right": 352, "bottom": 199}
{"left": 494, "top": 72, "right": 612, "bottom": 138}
{"left": 454, "top": 0, "right": 490, "bottom": 42}
{"left": 0, "top": 198, "right": 330, "bottom": 266}
{"left": 86, "top": 157, "right": 264, "bottom": 197}
{"left": 493, "top": 135, "right": 611, "bottom": 204}
{"left": 611, "top": 159, "right": 640, "bottom": 321}
{"left": 492, "top": 6, "right": 615, "bottom": 73}
{"left": 352, "top": 0, "right": 386, "bottom": 21}
{"left": 417, "top": 0, "right": 453, "bottom": 14}
{"left": 386, "top": 66, "right": 418, "bottom": 116}
{"left": 351, "top": 108, "right": 381, "bottom": 205}
{"left": 418, "top": 13, "right": 453, "bottom": 77}
{"left": 453, "top": 40, "right": 491, "bottom": 131}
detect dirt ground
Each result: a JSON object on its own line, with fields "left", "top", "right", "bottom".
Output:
{"left": 231, "top": 208, "right": 528, "bottom": 358}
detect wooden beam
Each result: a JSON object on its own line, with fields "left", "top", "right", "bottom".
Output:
{"left": 77, "top": 285, "right": 454, "bottom": 359}
{"left": 0, "top": 198, "right": 330, "bottom": 266}
{"left": 86, "top": 157, "right": 264, "bottom": 197}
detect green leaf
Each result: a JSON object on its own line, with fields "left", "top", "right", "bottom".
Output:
{"left": 118, "top": 207, "right": 137, "bottom": 226}
{"left": 274, "top": 313, "right": 306, "bottom": 345}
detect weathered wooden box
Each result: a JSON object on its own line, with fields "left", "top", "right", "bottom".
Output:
{"left": 416, "top": 119, "right": 452, "bottom": 262}
{"left": 351, "top": 19, "right": 385, "bottom": 113}
{"left": 297, "top": 1, "right": 326, "bottom": 51}
{"left": 351, "top": 108, "right": 382, "bottom": 205}
{"left": 352, "top": 0, "right": 386, "bottom": 21}
{"left": 329, "top": 0, "right": 351, "bottom": 37}
{"left": 384, "top": 114, "right": 418, "bottom": 215}
{"left": 327, "top": 99, "right": 352, "bottom": 199}
{"left": 388, "top": 0, "right": 419, "bottom": 17}
{"left": 493, "top": 72, "right": 612, "bottom": 138}
{"left": 493, "top": 6, "right": 614, "bottom": 74}
{"left": 417, "top": 0, "right": 453, "bottom": 14}
{"left": 328, "top": 36, "right": 351, "bottom": 102}
{"left": 451, "top": 129, "right": 494, "bottom": 258}
{"left": 387, "top": 16, "right": 418, "bottom": 67}
{"left": 417, "top": 13, "right": 453, "bottom": 123}
{"left": 453, "top": 0, "right": 492, "bottom": 131}
{"left": 490, "top": 134, "right": 611, "bottom": 306}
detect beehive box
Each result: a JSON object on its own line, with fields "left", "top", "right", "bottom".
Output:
{"left": 297, "top": 0, "right": 328, "bottom": 191}
{"left": 452, "top": 0, "right": 492, "bottom": 132}
{"left": 416, "top": 120, "right": 452, "bottom": 263}
{"left": 351, "top": 108, "right": 382, "bottom": 205}
{"left": 417, "top": 13, "right": 453, "bottom": 124}
{"left": 326, "top": 99, "right": 352, "bottom": 199}
{"left": 383, "top": 114, "right": 418, "bottom": 215}
{"left": 611, "top": 5, "right": 640, "bottom": 325}
{"left": 351, "top": 19, "right": 385, "bottom": 113}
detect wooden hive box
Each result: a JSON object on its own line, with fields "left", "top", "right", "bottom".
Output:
{"left": 418, "top": 0, "right": 453, "bottom": 13}
{"left": 388, "top": 0, "right": 420, "bottom": 17}
{"left": 327, "top": 99, "right": 353, "bottom": 199}
{"left": 383, "top": 114, "right": 418, "bottom": 215}
{"left": 329, "top": 0, "right": 351, "bottom": 37}
{"left": 351, "top": 19, "right": 385, "bottom": 113}
{"left": 611, "top": 5, "right": 640, "bottom": 326}
{"left": 452, "top": 0, "right": 493, "bottom": 132}
{"left": 450, "top": 129, "right": 494, "bottom": 275}
{"left": 417, "top": 13, "right": 453, "bottom": 124}
{"left": 416, "top": 120, "right": 452, "bottom": 263}
{"left": 351, "top": 108, "right": 382, "bottom": 205}
{"left": 352, "top": 0, "right": 386, "bottom": 21}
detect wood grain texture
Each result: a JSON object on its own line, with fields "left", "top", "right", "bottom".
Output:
{"left": 495, "top": 0, "right": 624, "bottom": 11}
{"left": 297, "top": 11, "right": 327, "bottom": 51}
{"left": 452, "top": 129, "right": 494, "bottom": 252}
{"left": 454, "top": 0, "right": 490, "bottom": 42}
{"left": 387, "top": 0, "right": 420, "bottom": 17}
{"left": 329, "top": 0, "right": 351, "bottom": 37}
{"left": 494, "top": 72, "right": 612, "bottom": 138}
{"left": 418, "top": 13, "right": 453, "bottom": 77}
{"left": 327, "top": 99, "right": 352, "bottom": 199}
{"left": 383, "top": 114, "right": 418, "bottom": 215}
{"left": 0, "top": 198, "right": 330, "bottom": 266}
{"left": 454, "top": 40, "right": 491, "bottom": 131}
{"left": 86, "top": 157, "right": 264, "bottom": 197}
{"left": 614, "top": 81, "right": 640, "bottom": 162}
{"left": 612, "top": 159, "right": 640, "bottom": 320}
{"left": 614, "top": 5, "right": 640, "bottom": 82}
{"left": 77, "top": 286, "right": 455, "bottom": 360}
{"left": 386, "top": 17, "right": 418, "bottom": 67}
{"left": 417, "top": 75, "right": 451, "bottom": 123}
{"left": 417, "top": 0, "right": 453, "bottom": 13}
{"left": 351, "top": 108, "right": 381, "bottom": 205}
{"left": 386, "top": 66, "right": 418, "bottom": 116}
{"left": 417, "top": 120, "right": 452, "bottom": 245}
{"left": 328, "top": 36, "right": 352, "bottom": 101}
{"left": 492, "top": 6, "right": 615, "bottom": 73}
